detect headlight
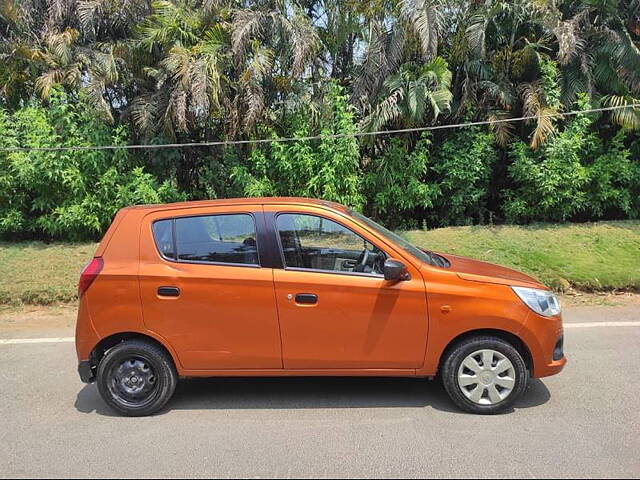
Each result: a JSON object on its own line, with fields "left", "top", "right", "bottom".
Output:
{"left": 511, "top": 286, "right": 561, "bottom": 317}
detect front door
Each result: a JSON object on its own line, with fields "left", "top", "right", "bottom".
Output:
{"left": 139, "top": 205, "right": 282, "bottom": 370}
{"left": 267, "top": 207, "right": 429, "bottom": 369}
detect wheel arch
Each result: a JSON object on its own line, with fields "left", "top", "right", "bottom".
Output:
{"left": 436, "top": 328, "right": 534, "bottom": 376}
{"left": 89, "top": 331, "right": 180, "bottom": 374}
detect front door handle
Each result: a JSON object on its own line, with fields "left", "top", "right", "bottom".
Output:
{"left": 158, "top": 286, "right": 180, "bottom": 297}
{"left": 295, "top": 293, "right": 318, "bottom": 305}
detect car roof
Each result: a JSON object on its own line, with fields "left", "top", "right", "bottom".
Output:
{"left": 124, "top": 197, "right": 350, "bottom": 213}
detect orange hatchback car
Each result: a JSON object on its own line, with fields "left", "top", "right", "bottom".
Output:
{"left": 76, "top": 197, "right": 566, "bottom": 416}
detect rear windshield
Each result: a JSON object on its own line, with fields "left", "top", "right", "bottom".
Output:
{"left": 152, "top": 214, "right": 259, "bottom": 266}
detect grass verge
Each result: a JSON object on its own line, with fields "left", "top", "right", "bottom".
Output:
{"left": 404, "top": 220, "right": 640, "bottom": 291}
{"left": 0, "top": 221, "right": 638, "bottom": 305}
{"left": 0, "top": 242, "right": 98, "bottom": 305}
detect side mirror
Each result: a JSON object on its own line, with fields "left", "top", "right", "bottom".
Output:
{"left": 383, "top": 258, "right": 409, "bottom": 281}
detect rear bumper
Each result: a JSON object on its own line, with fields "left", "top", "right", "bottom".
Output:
{"left": 78, "top": 360, "right": 95, "bottom": 383}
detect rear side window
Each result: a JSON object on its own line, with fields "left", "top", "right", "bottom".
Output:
{"left": 152, "top": 220, "right": 175, "bottom": 259}
{"left": 152, "top": 214, "right": 259, "bottom": 266}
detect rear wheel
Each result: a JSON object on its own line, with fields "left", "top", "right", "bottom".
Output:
{"left": 441, "top": 336, "right": 528, "bottom": 414}
{"left": 96, "top": 339, "right": 177, "bottom": 417}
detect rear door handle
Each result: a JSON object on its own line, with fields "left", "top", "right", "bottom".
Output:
{"left": 158, "top": 286, "right": 180, "bottom": 297}
{"left": 295, "top": 293, "right": 318, "bottom": 305}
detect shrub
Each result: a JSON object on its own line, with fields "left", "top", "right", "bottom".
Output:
{"left": 583, "top": 130, "right": 637, "bottom": 220}
{"left": 0, "top": 90, "right": 184, "bottom": 241}
{"left": 429, "top": 127, "right": 498, "bottom": 226}
{"left": 231, "top": 82, "right": 364, "bottom": 209}
{"left": 363, "top": 134, "right": 437, "bottom": 228}
{"left": 504, "top": 94, "right": 640, "bottom": 223}
{"left": 503, "top": 95, "right": 592, "bottom": 222}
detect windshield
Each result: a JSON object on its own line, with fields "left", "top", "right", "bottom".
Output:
{"left": 348, "top": 210, "right": 434, "bottom": 265}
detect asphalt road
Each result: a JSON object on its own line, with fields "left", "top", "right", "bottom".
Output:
{"left": 1, "top": 304, "right": 639, "bottom": 478}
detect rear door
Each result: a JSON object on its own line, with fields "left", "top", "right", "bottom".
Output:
{"left": 139, "top": 205, "right": 282, "bottom": 370}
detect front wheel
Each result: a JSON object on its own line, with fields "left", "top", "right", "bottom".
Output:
{"left": 441, "top": 336, "right": 528, "bottom": 414}
{"left": 96, "top": 339, "right": 177, "bottom": 417}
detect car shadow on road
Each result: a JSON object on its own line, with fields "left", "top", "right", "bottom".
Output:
{"left": 74, "top": 376, "right": 551, "bottom": 417}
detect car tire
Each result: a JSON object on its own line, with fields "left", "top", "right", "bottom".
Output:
{"left": 441, "top": 336, "right": 528, "bottom": 415}
{"left": 96, "top": 339, "right": 177, "bottom": 417}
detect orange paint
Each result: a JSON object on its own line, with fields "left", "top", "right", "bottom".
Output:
{"left": 76, "top": 197, "right": 566, "bottom": 381}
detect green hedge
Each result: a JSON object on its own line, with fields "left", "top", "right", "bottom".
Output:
{"left": 1, "top": 91, "right": 640, "bottom": 241}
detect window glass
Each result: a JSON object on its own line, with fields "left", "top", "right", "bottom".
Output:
{"left": 276, "top": 213, "right": 386, "bottom": 274}
{"left": 174, "top": 214, "right": 258, "bottom": 265}
{"left": 348, "top": 209, "right": 435, "bottom": 264}
{"left": 152, "top": 219, "right": 175, "bottom": 259}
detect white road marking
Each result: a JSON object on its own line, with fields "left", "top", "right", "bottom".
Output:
{"left": 564, "top": 321, "right": 640, "bottom": 329}
{"left": 0, "top": 321, "right": 639, "bottom": 345}
{"left": 0, "top": 337, "right": 74, "bottom": 345}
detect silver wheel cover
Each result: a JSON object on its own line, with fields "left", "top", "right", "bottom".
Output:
{"left": 457, "top": 349, "right": 516, "bottom": 405}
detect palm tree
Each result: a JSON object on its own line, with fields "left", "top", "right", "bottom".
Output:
{"left": 361, "top": 57, "right": 452, "bottom": 132}
{"left": 230, "top": 1, "right": 319, "bottom": 133}
{"left": 130, "top": 0, "right": 228, "bottom": 140}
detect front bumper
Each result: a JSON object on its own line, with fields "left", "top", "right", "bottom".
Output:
{"left": 521, "top": 310, "right": 567, "bottom": 378}
{"left": 78, "top": 361, "right": 95, "bottom": 383}
{"left": 536, "top": 355, "right": 567, "bottom": 378}
{"left": 535, "top": 333, "right": 567, "bottom": 377}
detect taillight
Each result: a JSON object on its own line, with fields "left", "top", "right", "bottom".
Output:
{"left": 78, "top": 257, "right": 104, "bottom": 297}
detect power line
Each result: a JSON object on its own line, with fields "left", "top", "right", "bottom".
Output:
{"left": 0, "top": 103, "right": 638, "bottom": 153}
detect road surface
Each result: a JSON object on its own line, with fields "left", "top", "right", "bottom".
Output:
{"left": 1, "top": 304, "right": 639, "bottom": 478}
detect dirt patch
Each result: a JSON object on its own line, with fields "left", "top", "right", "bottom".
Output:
{"left": 560, "top": 291, "right": 640, "bottom": 307}
{"left": 0, "top": 304, "right": 77, "bottom": 330}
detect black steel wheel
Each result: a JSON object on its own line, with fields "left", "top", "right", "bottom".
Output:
{"left": 96, "top": 339, "right": 177, "bottom": 417}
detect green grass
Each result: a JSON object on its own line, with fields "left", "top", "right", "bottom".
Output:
{"left": 0, "top": 242, "right": 98, "bottom": 305}
{"left": 404, "top": 221, "right": 640, "bottom": 291}
{"left": 1, "top": 221, "right": 639, "bottom": 305}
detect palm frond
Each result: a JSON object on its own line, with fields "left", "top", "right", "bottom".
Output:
{"left": 465, "top": 13, "right": 487, "bottom": 58}
{"left": 603, "top": 95, "right": 640, "bottom": 129}
{"left": 530, "top": 106, "right": 558, "bottom": 149}
{"left": 487, "top": 110, "right": 515, "bottom": 147}
{"left": 131, "top": 94, "right": 159, "bottom": 138}
{"left": 231, "top": 9, "right": 263, "bottom": 61}
{"left": 287, "top": 10, "right": 318, "bottom": 76}
{"left": 361, "top": 88, "right": 404, "bottom": 132}
{"left": 35, "top": 69, "right": 64, "bottom": 98}
{"left": 400, "top": 0, "right": 441, "bottom": 60}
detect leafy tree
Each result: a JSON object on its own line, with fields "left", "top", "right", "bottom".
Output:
{"left": 1, "top": 0, "right": 640, "bottom": 237}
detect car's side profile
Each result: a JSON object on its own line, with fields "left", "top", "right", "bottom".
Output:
{"left": 76, "top": 197, "right": 566, "bottom": 416}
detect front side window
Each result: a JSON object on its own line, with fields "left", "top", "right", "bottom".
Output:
{"left": 153, "top": 214, "right": 259, "bottom": 265}
{"left": 276, "top": 213, "right": 386, "bottom": 275}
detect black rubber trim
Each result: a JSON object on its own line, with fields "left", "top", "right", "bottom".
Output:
{"left": 78, "top": 360, "right": 95, "bottom": 383}
{"left": 256, "top": 211, "right": 284, "bottom": 269}
{"left": 553, "top": 336, "right": 564, "bottom": 361}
